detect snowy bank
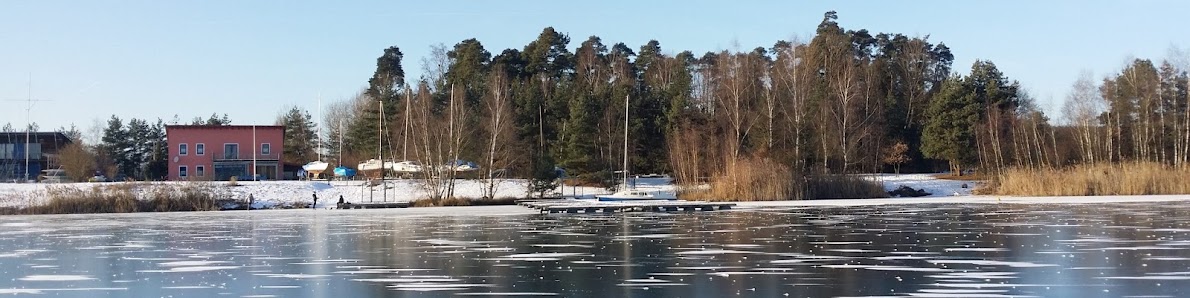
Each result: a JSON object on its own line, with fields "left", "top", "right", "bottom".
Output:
{"left": 0, "top": 178, "right": 679, "bottom": 209}
{"left": 5, "top": 174, "right": 1188, "bottom": 212}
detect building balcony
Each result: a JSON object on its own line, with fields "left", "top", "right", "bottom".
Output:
{"left": 211, "top": 152, "right": 281, "bottom": 161}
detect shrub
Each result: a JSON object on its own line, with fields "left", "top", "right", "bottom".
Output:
{"left": 803, "top": 174, "right": 890, "bottom": 200}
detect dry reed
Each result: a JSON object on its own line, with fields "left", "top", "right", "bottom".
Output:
{"left": 681, "top": 157, "right": 794, "bottom": 201}
{"left": 803, "top": 175, "right": 890, "bottom": 200}
{"left": 7, "top": 182, "right": 237, "bottom": 215}
{"left": 991, "top": 162, "right": 1190, "bottom": 196}
{"left": 680, "top": 156, "right": 888, "bottom": 201}
{"left": 410, "top": 196, "right": 518, "bottom": 207}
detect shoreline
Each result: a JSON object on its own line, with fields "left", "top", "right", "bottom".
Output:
{"left": 4, "top": 174, "right": 1186, "bottom": 215}
{"left": 734, "top": 194, "right": 1190, "bottom": 208}
{"left": 3, "top": 194, "right": 1188, "bottom": 218}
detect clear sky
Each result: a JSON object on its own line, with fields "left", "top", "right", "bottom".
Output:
{"left": 2, "top": 0, "right": 1188, "bottom": 136}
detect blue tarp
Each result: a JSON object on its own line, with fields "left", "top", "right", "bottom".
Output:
{"left": 333, "top": 166, "right": 356, "bottom": 178}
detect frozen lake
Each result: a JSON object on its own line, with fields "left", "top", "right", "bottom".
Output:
{"left": 1, "top": 203, "right": 1188, "bottom": 297}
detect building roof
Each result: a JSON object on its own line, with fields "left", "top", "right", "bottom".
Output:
{"left": 0, "top": 132, "right": 71, "bottom": 142}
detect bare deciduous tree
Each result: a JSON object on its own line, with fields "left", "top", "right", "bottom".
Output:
{"left": 481, "top": 68, "right": 517, "bottom": 199}
{"left": 1062, "top": 71, "right": 1104, "bottom": 164}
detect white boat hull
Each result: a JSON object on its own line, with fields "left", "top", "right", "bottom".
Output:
{"left": 302, "top": 161, "right": 329, "bottom": 172}
{"left": 596, "top": 190, "right": 670, "bottom": 201}
{"left": 358, "top": 159, "right": 385, "bottom": 172}
{"left": 388, "top": 161, "right": 423, "bottom": 173}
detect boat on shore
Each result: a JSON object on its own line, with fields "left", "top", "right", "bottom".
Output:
{"left": 389, "top": 160, "right": 422, "bottom": 173}
{"left": 444, "top": 160, "right": 479, "bottom": 172}
{"left": 595, "top": 94, "right": 664, "bottom": 202}
{"left": 333, "top": 165, "right": 355, "bottom": 178}
{"left": 304, "top": 94, "right": 329, "bottom": 179}
{"left": 302, "top": 161, "right": 329, "bottom": 179}
{"left": 357, "top": 159, "right": 385, "bottom": 172}
{"left": 596, "top": 189, "right": 668, "bottom": 201}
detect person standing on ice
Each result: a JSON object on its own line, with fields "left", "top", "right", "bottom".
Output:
{"left": 312, "top": 192, "right": 318, "bottom": 209}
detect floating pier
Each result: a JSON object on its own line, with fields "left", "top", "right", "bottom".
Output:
{"left": 519, "top": 199, "right": 734, "bottom": 214}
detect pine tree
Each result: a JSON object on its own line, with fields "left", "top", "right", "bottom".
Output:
{"left": 100, "top": 116, "right": 131, "bottom": 179}
{"left": 125, "top": 118, "right": 150, "bottom": 179}
{"left": 922, "top": 76, "right": 977, "bottom": 174}
{"left": 277, "top": 107, "right": 318, "bottom": 165}
{"left": 145, "top": 119, "right": 168, "bottom": 180}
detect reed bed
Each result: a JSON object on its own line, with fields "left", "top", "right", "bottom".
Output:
{"left": 681, "top": 157, "right": 887, "bottom": 201}
{"left": 803, "top": 175, "right": 890, "bottom": 200}
{"left": 3, "top": 183, "right": 240, "bottom": 215}
{"left": 991, "top": 162, "right": 1190, "bottom": 196}
{"left": 410, "top": 196, "right": 518, "bottom": 207}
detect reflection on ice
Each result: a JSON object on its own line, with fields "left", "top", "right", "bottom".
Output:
{"left": 19, "top": 275, "right": 95, "bottom": 281}
{"left": 139, "top": 265, "right": 239, "bottom": 273}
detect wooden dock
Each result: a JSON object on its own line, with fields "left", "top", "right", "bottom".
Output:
{"left": 519, "top": 199, "right": 734, "bottom": 214}
{"left": 336, "top": 201, "right": 410, "bottom": 209}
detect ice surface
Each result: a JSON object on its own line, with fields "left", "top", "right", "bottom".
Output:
{"left": 0, "top": 199, "right": 1187, "bottom": 297}
{"left": 454, "top": 293, "right": 560, "bottom": 296}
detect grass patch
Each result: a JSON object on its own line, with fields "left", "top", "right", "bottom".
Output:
{"left": 989, "top": 162, "right": 1190, "bottom": 196}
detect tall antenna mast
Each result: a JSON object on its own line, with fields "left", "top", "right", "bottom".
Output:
{"left": 25, "top": 74, "right": 32, "bottom": 181}
{"left": 2, "top": 74, "right": 54, "bottom": 182}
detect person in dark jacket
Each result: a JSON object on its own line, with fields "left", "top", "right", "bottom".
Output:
{"left": 312, "top": 192, "right": 318, "bottom": 209}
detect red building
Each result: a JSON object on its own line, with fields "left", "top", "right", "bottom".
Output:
{"left": 166, "top": 125, "right": 285, "bottom": 181}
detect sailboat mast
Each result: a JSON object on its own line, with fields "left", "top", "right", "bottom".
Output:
{"left": 378, "top": 100, "right": 383, "bottom": 161}
{"left": 403, "top": 86, "right": 410, "bottom": 161}
{"left": 317, "top": 92, "right": 322, "bottom": 161}
{"left": 338, "top": 119, "right": 343, "bottom": 165}
{"left": 623, "top": 94, "right": 629, "bottom": 189}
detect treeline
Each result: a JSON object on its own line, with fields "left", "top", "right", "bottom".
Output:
{"left": 323, "top": 11, "right": 982, "bottom": 199}
{"left": 1064, "top": 59, "right": 1190, "bottom": 166}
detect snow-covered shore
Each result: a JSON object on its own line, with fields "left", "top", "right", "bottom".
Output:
{"left": 0, "top": 179, "right": 579, "bottom": 209}
{"left": 2, "top": 173, "right": 1189, "bottom": 211}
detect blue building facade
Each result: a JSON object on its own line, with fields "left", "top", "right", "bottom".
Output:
{"left": 0, "top": 132, "right": 70, "bottom": 182}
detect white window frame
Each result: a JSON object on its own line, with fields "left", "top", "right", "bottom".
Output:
{"left": 179, "top": 143, "right": 188, "bottom": 156}
{"left": 261, "top": 143, "right": 271, "bottom": 156}
{"left": 196, "top": 165, "right": 205, "bottom": 177}
{"left": 179, "top": 166, "right": 188, "bottom": 178}
{"left": 196, "top": 143, "right": 205, "bottom": 156}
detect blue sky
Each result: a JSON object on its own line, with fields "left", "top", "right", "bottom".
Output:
{"left": 2, "top": 1, "right": 1188, "bottom": 136}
